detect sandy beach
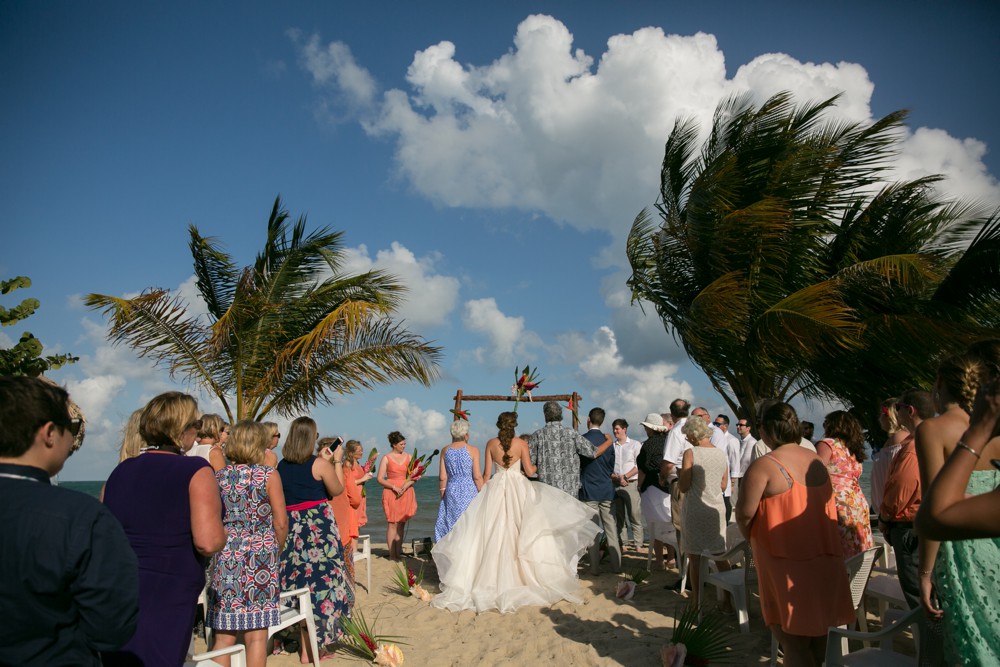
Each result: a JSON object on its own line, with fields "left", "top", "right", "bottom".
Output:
{"left": 196, "top": 542, "right": 774, "bottom": 666}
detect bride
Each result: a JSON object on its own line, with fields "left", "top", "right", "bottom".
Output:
{"left": 431, "top": 411, "right": 600, "bottom": 613}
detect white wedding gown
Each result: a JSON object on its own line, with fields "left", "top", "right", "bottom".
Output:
{"left": 431, "top": 460, "right": 600, "bottom": 613}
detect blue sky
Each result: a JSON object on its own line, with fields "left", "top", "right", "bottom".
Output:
{"left": 3, "top": 2, "right": 998, "bottom": 480}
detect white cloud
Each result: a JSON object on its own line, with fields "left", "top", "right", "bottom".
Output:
{"left": 340, "top": 242, "right": 460, "bottom": 329}
{"left": 380, "top": 397, "right": 449, "bottom": 449}
{"left": 296, "top": 14, "right": 998, "bottom": 238}
{"left": 461, "top": 297, "right": 541, "bottom": 367}
{"left": 554, "top": 325, "right": 693, "bottom": 424}
{"left": 292, "top": 30, "right": 378, "bottom": 113}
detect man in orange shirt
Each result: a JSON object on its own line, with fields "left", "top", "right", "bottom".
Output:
{"left": 877, "top": 389, "right": 943, "bottom": 665}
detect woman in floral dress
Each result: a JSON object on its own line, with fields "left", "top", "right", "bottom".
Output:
{"left": 816, "top": 410, "right": 873, "bottom": 558}
{"left": 277, "top": 417, "right": 351, "bottom": 662}
{"left": 207, "top": 421, "right": 287, "bottom": 667}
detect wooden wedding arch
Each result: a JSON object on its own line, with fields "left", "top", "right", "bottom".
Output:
{"left": 451, "top": 389, "right": 583, "bottom": 430}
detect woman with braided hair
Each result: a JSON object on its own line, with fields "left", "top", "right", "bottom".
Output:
{"left": 914, "top": 341, "right": 1000, "bottom": 666}
{"left": 431, "top": 411, "right": 599, "bottom": 613}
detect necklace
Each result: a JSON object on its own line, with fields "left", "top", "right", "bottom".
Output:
{"left": 142, "top": 444, "right": 183, "bottom": 455}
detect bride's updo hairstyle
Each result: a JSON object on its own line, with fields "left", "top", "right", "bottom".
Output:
{"left": 497, "top": 411, "right": 518, "bottom": 467}
{"left": 758, "top": 401, "right": 800, "bottom": 448}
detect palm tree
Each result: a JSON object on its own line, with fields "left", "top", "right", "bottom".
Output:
{"left": 626, "top": 92, "right": 1000, "bottom": 424}
{"left": 85, "top": 197, "right": 442, "bottom": 421}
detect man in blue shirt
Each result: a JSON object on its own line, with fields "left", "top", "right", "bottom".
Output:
{"left": 0, "top": 376, "right": 139, "bottom": 666}
{"left": 580, "top": 407, "right": 621, "bottom": 574}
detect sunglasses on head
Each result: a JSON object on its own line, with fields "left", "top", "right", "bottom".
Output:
{"left": 62, "top": 418, "right": 83, "bottom": 437}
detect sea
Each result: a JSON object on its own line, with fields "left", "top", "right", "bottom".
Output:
{"left": 60, "top": 459, "right": 873, "bottom": 542}
{"left": 61, "top": 477, "right": 443, "bottom": 544}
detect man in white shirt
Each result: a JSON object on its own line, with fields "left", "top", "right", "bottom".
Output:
{"left": 610, "top": 418, "right": 644, "bottom": 551}
{"left": 712, "top": 414, "right": 741, "bottom": 521}
{"left": 733, "top": 417, "right": 756, "bottom": 500}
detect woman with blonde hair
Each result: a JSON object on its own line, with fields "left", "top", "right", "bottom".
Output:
{"left": 344, "top": 439, "right": 373, "bottom": 529}
{"left": 207, "top": 420, "right": 287, "bottom": 667}
{"left": 318, "top": 436, "right": 362, "bottom": 593}
{"left": 276, "top": 417, "right": 350, "bottom": 662}
{"left": 117, "top": 409, "right": 144, "bottom": 462}
{"left": 102, "top": 392, "right": 227, "bottom": 667}
{"left": 261, "top": 421, "right": 280, "bottom": 468}
{"left": 869, "top": 398, "right": 908, "bottom": 513}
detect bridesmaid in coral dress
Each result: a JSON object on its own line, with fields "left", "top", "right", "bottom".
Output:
{"left": 377, "top": 431, "right": 417, "bottom": 560}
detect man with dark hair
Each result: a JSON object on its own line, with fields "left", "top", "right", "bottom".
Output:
{"left": 713, "top": 414, "right": 741, "bottom": 519}
{"left": 878, "top": 388, "right": 943, "bottom": 666}
{"left": 0, "top": 376, "right": 139, "bottom": 666}
{"left": 579, "top": 407, "right": 621, "bottom": 574}
{"left": 611, "top": 418, "right": 644, "bottom": 552}
{"left": 530, "top": 400, "right": 611, "bottom": 497}
{"left": 800, "top": 420, "right": 815, "bottom": 444}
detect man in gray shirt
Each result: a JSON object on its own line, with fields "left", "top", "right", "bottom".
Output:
{"left": 529, "top": 400, "right": 611, "bottom": 496}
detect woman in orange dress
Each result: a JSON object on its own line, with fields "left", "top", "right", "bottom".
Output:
{"left": 319, "top": 437, "right": 362, "bottom": 592}
{"left": 377, "top": 431, "right": 417, "bottom": 561}
{"left": 344, "top": 440, "right": 373, "bottom": 529}
{"left": 736, "top": 401, "right": 854, "bottom": 667}
{"left": 816, "top": 411, "right": 873, "bottom": 558}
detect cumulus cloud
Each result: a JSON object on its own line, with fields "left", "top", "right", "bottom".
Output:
{"left": 461, "top": 297, "right": 542, "bottom": 367}
{"left": 340, "top": 242, "right": 460, "bottom": 329}
{"left": 291, "top": 29, "right": 378, "bottom": 118}
{"left": 553, "top": 325, "right": 693, "bottom": 423}
{"left": 295, "top": 14, "right": 998, "bottom": 236}
{"left": 381, "top": 397, "right": 449, "bottom": 447}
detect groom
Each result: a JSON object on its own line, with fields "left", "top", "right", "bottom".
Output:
{"left": 529, "top": 401, "right": 611, "bottom": 497}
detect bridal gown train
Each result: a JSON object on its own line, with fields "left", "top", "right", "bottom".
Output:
{"left": 431, "top": 460, "right": 600, "bottom": 613}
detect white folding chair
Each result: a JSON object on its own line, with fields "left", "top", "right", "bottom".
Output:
{"left": 825, "top": 605, "right": 921, "bottom": 666}
{"left": 354, "top": 534, "right": 372, "bottom": 592}
{"left": 700, "top": 540, "right": 755, "bottom": 634}
{"left": 646, "top": 526, "right": 688, "bottom": 592}
{"left": 267, "top": 587, "right": 320, "bottom": 667}
{"left": 184, "top": 643, "right": 247, "bottom": 667}
{"left": 864, "top": 573, "right": 907, "bottom": 625}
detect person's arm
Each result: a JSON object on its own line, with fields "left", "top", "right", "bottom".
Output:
{"left": 918, "top": 378, "right": 1000, "bottom": 539}
{"left": 345, "top": 467, "right": 362, "bottom": 509}
{"left": 483, "top": 443, "right": 495, "bottom": 483}
{"left": 316, "top": 455, "right": 345, "bottom": 498}
{"left": 438, "top": 445, "right": 449, "bottom": 499}
{"left": 815, "top": 439, "right": 833, "bottom": 465}
{"left": 267, "top": 469, "right": 289, "bottom": 548}
{"left": 519, "top": 439, "right": 538, "bottom": 478}
{"left": 189, "top": 466, "right": 227, "bottom": 556}
{"left": 208, "top": 445, "right": 227, "bottom": 473}
{"left": 593, "top": 432, "right": 613, "bottom": 457}
{"left": 73, "top": 507, "right": 140, "bottom": 651}
{"left": 469, "top": 447, "right": 485, "bottom": 492}
{"left": 914, "top": 419, "right": 950, "bottom": 620}
{"left": 735, "top": 458, "right": 767, "bottom": 540}
{"left": 721, "top": 459, "right": 729, "bottom": 492}
{"left": 376, "top": 456, "right": 398, "bottom": 494}
{"left": 678, "top": 448, "right": 694, "bottom": 493}
{"left": 263, "top": 448, "right": 278, "bottom": 468}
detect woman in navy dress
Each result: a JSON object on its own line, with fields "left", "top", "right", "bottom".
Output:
{"left": 102, "top": 392, "right": 227, "bottom": 667}
{"left": 435, "top": 418, "right": 483, "bottom": 541}
{"left": 277, "top": 416, "right": 352, "bottom": 663}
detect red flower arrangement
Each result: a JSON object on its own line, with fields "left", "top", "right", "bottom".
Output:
{"left": 511, "top": 364, "right": 542, "bottom": 412}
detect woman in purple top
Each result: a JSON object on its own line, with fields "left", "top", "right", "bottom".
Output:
{"left": 102, "top": 392, "right": 226, "bottom": 667}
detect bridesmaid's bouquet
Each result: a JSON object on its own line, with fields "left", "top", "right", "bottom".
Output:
{"left": 359, "top": 447, "right": 379, "bottom": 498}
{"left": 405, "top": 448, "right": 439, "bottom": 483}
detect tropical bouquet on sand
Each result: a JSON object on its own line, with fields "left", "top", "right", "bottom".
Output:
{"left": 341, "top": 607, "right": 408, "bottom": 665}
{"left": 511, "top": 364, "right": 542, "bottom": 411}
{"left": 615, "top": 568, "right": 651, "bottom": 601}
{"left": 359, "top": 447, "right": 379, "bottom": 497}
{"left": 404, "top": 448, "right": 439, "bottom": 483}
{"left": 391, "top": 562, "right": 430, "bottom": 601}
{"left": 661, "top": 604, "right": 748, "bottom": 666}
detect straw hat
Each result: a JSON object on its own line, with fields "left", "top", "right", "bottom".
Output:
{"left": 640, "top": 413, "right": 668, "bottom": 432}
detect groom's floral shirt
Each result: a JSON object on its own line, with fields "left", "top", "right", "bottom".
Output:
{"left": 528, "top": 422, "right": 597, "bottom": 497}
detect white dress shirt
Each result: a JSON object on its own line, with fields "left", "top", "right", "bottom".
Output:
{"left": 613, "top": 437, "right": 641, "bottom": 481}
